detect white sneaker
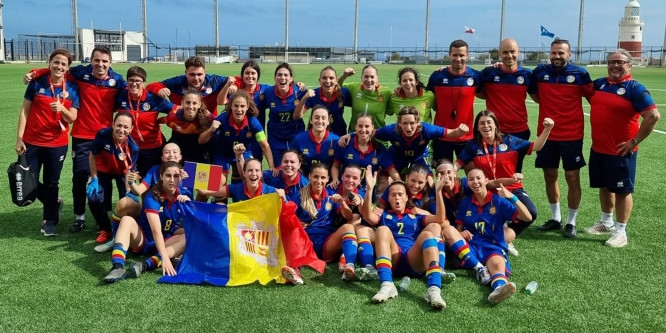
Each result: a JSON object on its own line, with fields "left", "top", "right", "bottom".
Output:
{"left": 507, "top": 242, "right": 519, "bottom": 256}
{"left": 357, "top": 265, "right": 379, "bottom": 281}
{"left": 425, "top": 286, "right": 446, "bottom": 310}
{"left": 488, "top": 282, "right": 516, "bottom": 304}
{"left": 372, "top": 282, "right": 398, "bottom": 303}
{"left": 584, "top": 221, "right": 616, "bottom": 235}
{"left": 476, "top": 266, "right": 491, "bottom": 285}
{"left": 281, "top": 266, "right": 304, "bottom": 286}
{"left": 94, "top": 239, "right": 115, "bottom": 253}
{"left": 605, "top": 231, "right": 628, "bottom": 248}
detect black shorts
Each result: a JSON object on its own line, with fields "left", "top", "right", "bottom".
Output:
{"left": 589, "top": 149, "right": 636, "bottom": 193}
{"left": 535, "top": 139, "right": 586, "bottom": 171}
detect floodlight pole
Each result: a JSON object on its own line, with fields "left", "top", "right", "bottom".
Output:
{"left": 72, "top": 0, "right": 79, "bottom": 61}
{"left": 285, "top": 0, "right": 289, "bottom": 63}
{"left": 353, "top": 0, "right": 358, "bottom": 63}
{"left": 499, "top": 0, "right": 505, "bottom": 44}
{"left": 425, "top": 0, "right": 430, "bottom": 58}
{"left": 662, "top": 18, "right": 666, "bottom": 66}
{"left": 577, "top": 0, "right": 585, "bottom": 63}
{"left": 142, "top": 0, "right": 147, "bottom": 59}
{"left": 215, "top": 0, "right": 219, "bottom": 58}
{"left": 0, "top": 0, "right": 3, "bottom": 62}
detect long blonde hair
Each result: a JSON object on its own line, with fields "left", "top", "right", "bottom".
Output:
{"left": 299, "top": 163, "right": 328, "bottom": 219}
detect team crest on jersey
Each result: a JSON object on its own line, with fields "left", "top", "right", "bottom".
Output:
{"left": 159, "top": 206, "right": 164, "bottom": 213}
{"left": 566, "top": 75, "right": 575, "bottom": 83}
{"left": 386, "top": 214, "right": 393, "bottom": 220}
{"left": 489, "top": 206, "right": 496, "bottom": 215}
{"left": 544, "top": 75, "right": 550, "bottom": 81}
{"left": 494, "top": 76, "right": 500, "bottom": 82}
{"left": 108, "top": 79, "right": 116, "bottom": 87}
{"left": 517, "top": 76, "right": 525, "bottom": 85}
{"left": 347, "top": 154, "right": 354, "bottom": 160}
{"left": 142, "top": 103, "right": 151, "bottom": 111}
{"left": 205, "top": 87, "right": 213, "bottom": 94}
{"left": 325, "top": 202, "right": 332, "bottom": 211}
{"left": 237, "top": 222, "right": 279, "bottom": 266}
{"left": 394, "top": 142, "right": 401, "bottom": 147}
{"left": 60, "top": 91, "right": 69, "bottom": 98}
{"left": 466, "top": 210, "right": 472, "bottom": 216}
{"left": 419, "top": 140, "right": 426, "bottom": 145}
{"left": 499, "top": 143, "right": 508, "bottom": 152}
{"left": 377, "top": 96, "right": 384, "bottom": 102}
{"left": 371, "top": 157, "right": 378, "bottom": 165}
{"left": 303, "top": 148, "right": 310, "bottom": 155}
{"left": 338, "top": 101, "right": 344, "bottom": 108}
{"left": 270, "top": 102, "right": 276, "bottom": 108}
{"left": 328, "top": 149, "right": 335, "bottom": 156}
{"left": 466, "top": 78, "right": 474, "bottom": 86}
{"left": 617, "top": 87, "right": 626, "bottom": 95}
{"left": 224, "top": 131, "right": 230, "bottom": 136}
{"left": 294, "top": 99, "right": 300, "bottom": 106}
{"left": 39, "top": 88, "right": 46, "bottom": 94}
{"left": 421, "top": 101, "right": 427, "bottom": 109}
{"left": 407, "top": 213, "right": 416, "bottom": 219}
{"left": 442, "top": 78, "right": 449, "bottom": 84}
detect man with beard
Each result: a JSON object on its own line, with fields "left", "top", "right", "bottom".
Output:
{"left": 530, "top": 38, "right": 594, "bottom": 239}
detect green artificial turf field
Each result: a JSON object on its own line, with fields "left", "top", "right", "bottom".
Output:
{"left": 0, "top": 62, "right": 664, "bottom": 332}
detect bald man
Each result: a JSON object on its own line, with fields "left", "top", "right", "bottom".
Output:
{"left": 476, "top": 38, "right": 535, "bottom": 172}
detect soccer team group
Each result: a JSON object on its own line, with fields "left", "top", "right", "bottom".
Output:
{"left": 16, "top": 36, "right": 660, "bottom": 310}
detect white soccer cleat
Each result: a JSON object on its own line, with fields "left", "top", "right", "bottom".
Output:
{"left": 425, "top": 286, "right": 446, "bottom": 310}
{"left": 488, "top": 282, "right": 516, "bottom": 304}
{"left": 584, "top": 221, "right": 616, "bottom": 235}
{"left": 507, "top": 242, "right": 519, "bottom": 256}
{"left": 372, "top": 282, "right": 398, "bottom": 303}
{"left": 476, "top": 266, "right": 491, "bottom": 285}
{"left": 281, "top": 266, "right": 304, "bottom": 286}
{"left": 605, "top": 231, "right": 628, "bottom": 248}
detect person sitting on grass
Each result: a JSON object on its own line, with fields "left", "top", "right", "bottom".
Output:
{"left": 455, "top": 168, "right": 532, "bottom": 304}
{"left": 103, "top": 161, "right": 191, "bottom": 283}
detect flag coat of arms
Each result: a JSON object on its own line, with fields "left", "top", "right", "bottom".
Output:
{"left": 159, "top": 193, "right": 324, "bottom": 286}
{"left": 181, "top": 161, "right": 225, "bottom": 191}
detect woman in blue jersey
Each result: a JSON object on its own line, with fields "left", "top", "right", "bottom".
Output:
{"left": 295, "top": 66, "right": 351, "bottom": 136}
{"left": 261, "top": 148, "right": 309, "bottom": 202}
{"left": 86, "top": 111, "right": 140, "bottom": 244}
{"left": 360, "top": 165, "right": 447, "bottom": 310}
{"left": 290, "top": 105, "right": 339, "bottom": 175}
{"left": 15, "top": 48, "right": 79, "bottom": 237}
{"left": 209, "top": 156, "right": 285, "bottom": 203}
{"left": 260, "top": 63, "right": 306, "bottom": 164}
{"left": 455, "top": 168, "right": 532, "bottom": 304}
{"left": 330, "top": 113, "right": 400, "bottom": 195}
{"left": 165, "top": 89, "right": 213, "bottom": 164}
{"left": 103, "top": 160, "right": 191, "bottom": 283}
{"left": 281, "top": 163, "right": 358, "bottom": 284}
{"left": 199, "top": 90, "right": 276, "bottom": 184}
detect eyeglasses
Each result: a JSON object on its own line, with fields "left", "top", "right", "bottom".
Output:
{"left": 607, "top": 60, "right": 629, "bottom": 66}
{"left": 128, "top": 79, "right": 144, "bottom": 85}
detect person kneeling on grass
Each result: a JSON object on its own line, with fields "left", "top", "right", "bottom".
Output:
{"left": 360, "top": 165, "right": 447, "bottom": 310}
{"left": 455, "top": 168, "right": 532, "bottom": 304}
{"left": 282, "top": 163, "right": 358, "bottom": 284}
{"left": 103, "top": 161, "right": 192, "bottom": 283}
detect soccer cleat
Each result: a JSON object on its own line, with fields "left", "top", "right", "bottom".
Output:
{"left": 281, "top": 266, "right": 304, "bottom": 286}
{"left": 441, "top": 270, "right": 456, "bottom": 285}
{"left": 507, "top": 242, "right": 519, "bottom": 256}
{"left": 563, "top": 224, "right": 577, "bottom": 238}
{"left": 127, "top": 262, "right": 148, "bottom": 278}
{"left": 476, "top": 266, "right": 491, "bottom": 285}
{"left": 584, "top": 221, "right": 616, "bottom": 235}
{"left": 488, "top": 282, "right": 516, "bottom": 304}
{"left": 425, "top": 286, "right": 446, "bottom": 310}
{"left": 605, "top": 231, "right": 628, "bottom": 248}
{"left": 372, "top": 282, "right": 398, "bottom": 303}
{"left": 103, "top": 267, "right": 127, "bottom": 283}
{"left": 41, "top": 220, "right": 58, "bottom": 237}
{"left": 94, "top": 239, "right": 114, "bottom": 253}
{"left": 537, "top": 219, "right": 562, "bottom": 231}
{"left": 357, "top": 265, "right": 379, "bottom": 281}
{"left": 342, "top": 265, "right": 356, "bottom": 281}
{"left": 338, "top": 254, "right": 346, "bottom": 272}
{"left": 96, "top": 230, "right": 112, "bottom": 243}
{"left": 69, "top": 219, "right": 86, "bottom": 233}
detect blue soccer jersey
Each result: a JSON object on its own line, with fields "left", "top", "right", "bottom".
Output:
{"left": 333, "top": 135, "right": 395, "bottom": 186}
{"left": 375, "top": 122, "right": 446, "bottom": 171}
{"left": 210, "top": 113, "right": 266, "bottom": 168}
{"left": 304, "top": 87, "right": 352, "bottom": 136}
{"left": 154, "top": 73, "right": 228, "bottom": 116}
{"left": 457, "top": 135, "right": 533, "bottom": 191}
{"left": 427, "top": 177, "right": 471, "bottom": 222}
{"left": 90, "top": 127, "right": 140, "bottom": 176}
{"left": 261, "top": 84, "right": 306, "bottom": 160}
{"left": 225, "top": 182, "right": 277, "bottom": 202}
{"left": 139, "top": 189, "right": 190, "bottom": 241}
{"left": 289, "top": 130, "right": 339, "bottom": 175}
{"left": 378, "top": 209, "right": 426, "bottom": 249}
{"left": 115, "top": 89, "right": 175, "bottom": 150}
{"left": 291, "top": 188, "right": 341, "bottom": 241}
{"left": 262, "top": 170, "right": 309, "bottom": 202}
{"left": 455, "top": 191, "right": 517, "bottom": 251}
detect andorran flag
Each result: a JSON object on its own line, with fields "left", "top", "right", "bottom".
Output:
{"left": 181, "top": 161, "right": 225, "bottom": 191}
{"left": 159, "top": 193, "right": 324, "bottom": 286}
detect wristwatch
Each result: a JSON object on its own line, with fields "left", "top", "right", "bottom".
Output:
{"left": 631, "top": 138, "right": 639, "bottom": 145}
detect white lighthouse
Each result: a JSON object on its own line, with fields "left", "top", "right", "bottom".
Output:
{"left": 618, "top": 0, "right": 644, "bottom": 59}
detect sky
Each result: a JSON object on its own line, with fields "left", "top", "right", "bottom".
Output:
{"left": 3, "top": 0, "right": 666, "bottom": 51}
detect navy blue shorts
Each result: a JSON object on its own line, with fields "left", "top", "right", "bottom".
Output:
{"left": 469, "top": 242, "right": 512, "bottom": 276}
{"left": 393, "top": 241, "right": 424, "bottom": 278}
{"left": 589, "top": 149, "right": 636, "bottom": 193}
{"left": 535, "top": 139, "right": 586, "bottom": 171}
{"left": 432, "top": 139, "right": 470, "bottom": 165}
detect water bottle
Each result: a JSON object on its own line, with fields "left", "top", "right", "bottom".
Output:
{"left": 398, "top": 276, "right": 411, "bottom": 291}
{"left": 525, "top": 281, "right": 538, "bottom": 294}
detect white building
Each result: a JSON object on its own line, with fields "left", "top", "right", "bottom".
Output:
{"left": 618, "top": 0, "right": 644, "bottom": 58}
{"left": 79, "top": 28, "right": 145, "bottom": 62}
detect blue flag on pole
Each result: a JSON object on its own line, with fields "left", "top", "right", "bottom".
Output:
{"left": 540, "top": 26, "right": 555, "bottom": 38}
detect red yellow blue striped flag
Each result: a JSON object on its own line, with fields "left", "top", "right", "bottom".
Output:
{"left": 181, "top": 161, "right": 225, "bottom": 191}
